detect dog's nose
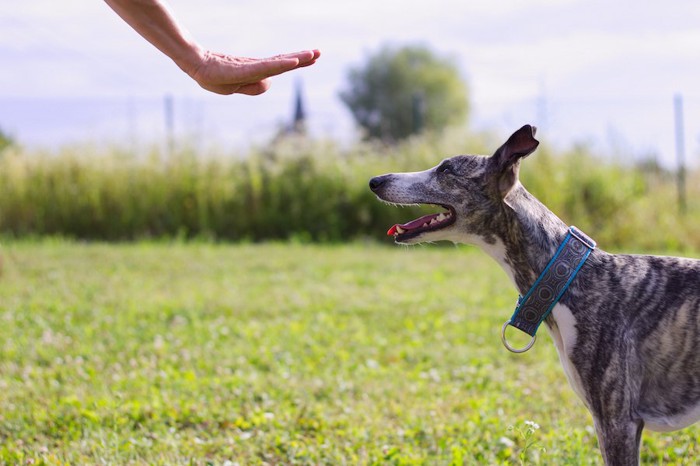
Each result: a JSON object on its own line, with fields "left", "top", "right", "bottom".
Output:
{"left": 369, "top": 175, "right": 389, "bottom": 192}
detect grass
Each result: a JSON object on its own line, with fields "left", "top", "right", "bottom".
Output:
{"left": 1, "top": 240, "right": 699, "bottom": 465}
{"left": 1, "top": 133, "right": 699, "bottom": 250}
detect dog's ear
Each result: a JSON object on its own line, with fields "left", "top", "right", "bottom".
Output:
{"left": 491, "top": 124, "right": 539, "bottom": 197}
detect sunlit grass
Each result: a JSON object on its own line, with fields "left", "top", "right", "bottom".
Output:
{"left": 1, "top": 241, "right": 698, "bottom": 464}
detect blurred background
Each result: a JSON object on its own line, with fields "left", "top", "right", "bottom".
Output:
{"left": 2, "top": 3, "right": 700, "bottom": 462}
{"left": 0, "top": 0, "right": 699, "bottom": 248}
{"left": 3, "top": 0, "right": 700, "bottom": 160}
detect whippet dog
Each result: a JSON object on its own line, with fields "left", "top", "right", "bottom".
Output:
{"left": 369, "top": 125, "right": 700, "bottom": 465}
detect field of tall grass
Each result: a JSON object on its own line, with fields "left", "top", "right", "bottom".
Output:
{"left": 0, "top": 130, "right": 698, "bottom": 250}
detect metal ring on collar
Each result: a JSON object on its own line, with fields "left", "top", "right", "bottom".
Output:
{"left": 569, "top": 225, "right": 596, "bottom": 249}
{"left": 501, "top": 320, "right": 537, "bottom": 353}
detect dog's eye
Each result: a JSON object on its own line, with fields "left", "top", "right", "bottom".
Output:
{"left": 437, "top": 163, "right": 453, "bottom": 174}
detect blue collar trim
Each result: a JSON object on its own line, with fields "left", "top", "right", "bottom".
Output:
{"left": 501, "top": 226, "right": 596, "bottom": 353}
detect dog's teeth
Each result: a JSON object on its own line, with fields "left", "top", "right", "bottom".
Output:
{"left": 396, "top": 226, "right": 405, "bottom": 234}
{"left": 436, "top": 213, "right": 446, "bottom": 221}
{"left": 430, "top": 218, "right": 439, "bottom": 225}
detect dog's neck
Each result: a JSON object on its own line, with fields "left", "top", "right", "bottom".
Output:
{"left": 477, "top": 183, "right": 570, "bottom": 296}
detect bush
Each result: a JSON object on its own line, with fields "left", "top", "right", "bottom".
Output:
{"left": 0, "top": 132, "right": 697, "bottom": 251}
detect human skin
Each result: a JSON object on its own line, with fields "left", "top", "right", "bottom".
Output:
{"left": 104, "top": 0, "right": 320, "bottom": 95}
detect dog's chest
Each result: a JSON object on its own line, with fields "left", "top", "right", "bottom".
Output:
{"left": 548, "top": 304, "right": 589, "bottom": 407}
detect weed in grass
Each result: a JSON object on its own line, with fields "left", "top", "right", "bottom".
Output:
{"left": 504, "top": 420, "right": 546, "bottom": 465}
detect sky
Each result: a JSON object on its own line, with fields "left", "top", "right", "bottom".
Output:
{"left": 1, "top": 0, "right": 700, "bottom": 167}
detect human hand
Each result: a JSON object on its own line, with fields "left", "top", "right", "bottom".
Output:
{"left": 186, "top": 49, "right": 321, "bottom": 96}
{"left": 105, "top": 0, "right": 319, "bottom": 96}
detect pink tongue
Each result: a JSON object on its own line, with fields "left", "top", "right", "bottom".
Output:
{"left": 387, "top": 213, "right": 440, "bottom": 236}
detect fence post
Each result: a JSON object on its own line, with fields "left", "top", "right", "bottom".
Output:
{"left": 164, "top": 94, "right": 175, "bottom": 157}
{"left": 674, "top": 93, "right": 687, "bottom": 215}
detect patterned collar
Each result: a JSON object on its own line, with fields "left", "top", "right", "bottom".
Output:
{"left": 501, "top": 226, "right": 596, "bottom": 353}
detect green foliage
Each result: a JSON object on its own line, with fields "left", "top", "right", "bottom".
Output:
{"left": 0, "top": 132, "right": 698, "bottom": 251}
{"left": 340, "top": 44, "right": 469, "bottom": 141}
{"left": 0, "top": 126, "right": 15, "bottom": 152}
{"left": 519, "top": 144, "right": 700, "bottom": 251}
{"left": 1, "top": 242, "right": 699, "bottom": 463}
{"left": 0, "top": 134, "right": 479, "bottom": 243}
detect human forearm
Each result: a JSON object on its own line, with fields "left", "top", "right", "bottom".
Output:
{"left": 105, "top": 0, "right": 320, "bottom": 95}
{"left": 104, "top": 0, "right": 203, "bottom": 75}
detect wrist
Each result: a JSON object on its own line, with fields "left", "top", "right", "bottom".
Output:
{"left": 172, "top": 40, "right": 206, "bottom": 77}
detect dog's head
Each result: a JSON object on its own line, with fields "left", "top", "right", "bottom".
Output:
{"left": 369, "top": 125, "right": 539, "bottom": 245}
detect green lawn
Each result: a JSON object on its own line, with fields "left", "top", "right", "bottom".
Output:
{"left": 0, "top": 241, "right": 698, "bottom": 465}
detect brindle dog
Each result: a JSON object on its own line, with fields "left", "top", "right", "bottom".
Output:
{"left": 369, "top": 125, "right": 700, "bottom": 466}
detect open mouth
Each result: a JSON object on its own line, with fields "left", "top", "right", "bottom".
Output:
{"left": 386, "top": 205, "right": 456, "bottom": 241}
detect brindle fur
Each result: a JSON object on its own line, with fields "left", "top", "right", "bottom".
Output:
{"left": 369, "top": 125, "right": 700, "bottom": 466}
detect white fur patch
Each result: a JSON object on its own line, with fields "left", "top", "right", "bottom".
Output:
{"left": 472, "top": 237, "right": 517, "bottom": 287}
{"left": 644, "top": 404, "right": 700, "bottom": 432}
{"left": 548, "top": 303, "right": 589, "bottom": 407}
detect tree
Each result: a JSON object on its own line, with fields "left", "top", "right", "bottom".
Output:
{"left": 340, "top": 44, "right": 469, "bottom": 142}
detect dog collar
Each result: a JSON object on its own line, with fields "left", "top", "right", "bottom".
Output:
{"left": 501, "top": 226, "right": 596, "bottom": 353}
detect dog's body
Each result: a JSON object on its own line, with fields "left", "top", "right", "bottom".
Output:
{"left": 369, "top": 125, "right": 700, "bottom": 465}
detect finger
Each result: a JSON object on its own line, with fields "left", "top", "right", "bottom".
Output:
{"left": 270, "top": 49, "right": 321, "bottom": 65}
{"left": 289, "top": 50, "right": 321, "bottom": 69}
{"left": 295, "top": 58, "right": 318, "bottom": 69}
{"left": 235, "top": 79, "right": 272, "bottom": 96}
{"left": 198, "top": 77, "right": 272, "bottom": 95}
{"left": 239, "top": 57, "right": 301, "bottom": 80}
{"left": 197, "top": 82, "right": 239, "bottom": 95}
{"left": 261, "top": 50, "right": 320, "bottom": 73}
{"left": 296, "top": 49, "right": 321, "bottom": 64}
